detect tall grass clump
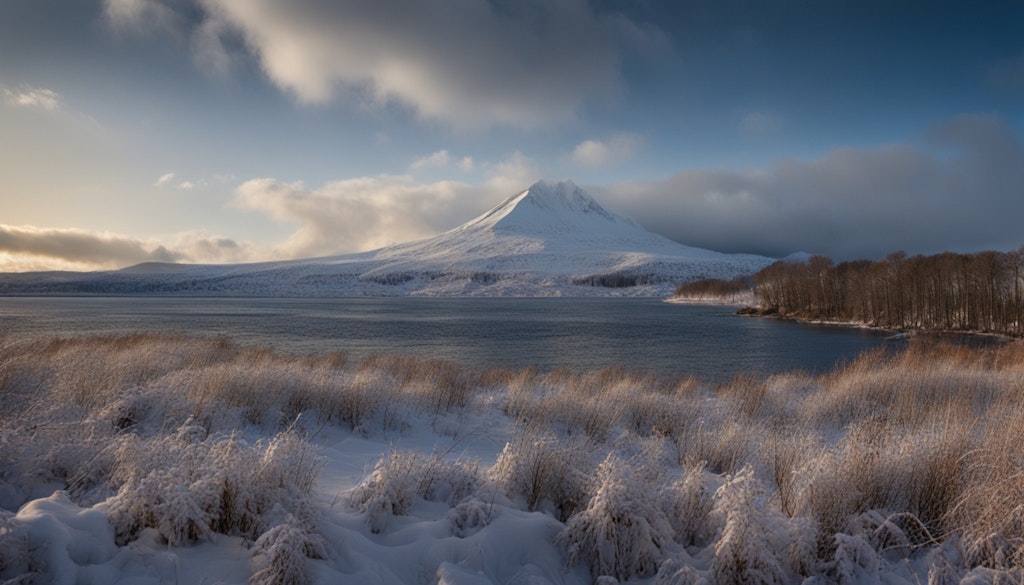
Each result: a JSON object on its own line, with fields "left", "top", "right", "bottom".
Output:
{"left": 561, "top": 454, "right": 676, "bottom": 581}
{"left": 350, "top": 448, "right": 481, "bottom": 533}
{"left": 489, "top": 428, "right": 591, "bottom": 521}
{"left": 106, "top": 419, "right": 322, "bottom": 545}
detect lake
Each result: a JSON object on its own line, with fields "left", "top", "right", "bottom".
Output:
{"left": 0, "top": 297, "right": 891, "bottom": 381}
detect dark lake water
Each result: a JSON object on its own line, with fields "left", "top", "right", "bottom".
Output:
{"left": 0, "top": 297, "right": 891, "bottom": 381}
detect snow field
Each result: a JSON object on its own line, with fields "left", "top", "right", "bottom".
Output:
{"left": 3, "top": 334, "right": 1024, "bottom": 583}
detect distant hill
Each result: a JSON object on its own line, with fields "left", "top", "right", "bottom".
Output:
{"left": 0, "top": 180, "right": 774, "bottom": 296}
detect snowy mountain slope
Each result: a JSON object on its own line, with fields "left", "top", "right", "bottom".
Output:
{"left": 0, "top": 180, "right": 774, "bottom": 296}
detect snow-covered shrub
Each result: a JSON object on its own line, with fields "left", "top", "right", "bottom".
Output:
{"left": 765, "top": 431, "right": 820, "bottom": 519}
{"left": 498, "top": 367, "right": 547, "bottom": 421}
{"left": 560, "top": 454, "right": 676, "bottom": 581}
{"left": 786, "top": 515, "right": 819, "bottom": 578}
{"left": 849, "top": 509, "right": 935, "bottom": 558}
{"left": 489, "top": 430, "right": 589, "bottom": 521}
{"left": 790, "top": 422, "right": 889, "bottom": 555}
{"left": 655, "top": 558, "right": 706, "bottom": 585}
{"left": 828, "top": 533, "right": 879, "bottom": 585}
{"left": 249, "top": 514, "right": 326, "bottom": 585}
{"left": 673, "top": 406, "right": 758, "bottom": 474}
{"left": 106, "top": 422, "right": 321, "bottom": 545}
{"left": 948, "top": 412, "right": 1024, "bottom": 573}
{"left": 350, "top": 449, "right": 480, "bottom": 533}
{"left": 710, "top": 466, "right": 788, "bottom": 585}
{"left": 662, "top": 461, "right": 712, "bottom": 547}
{"left": 716, "top": 373, "right": 769, "bottom": 419}
{"left": 448, "top": 497, "right": 494, "bottom": 538}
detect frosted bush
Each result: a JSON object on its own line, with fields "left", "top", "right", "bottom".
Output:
{"left": 350, "top": 449, "right": 481, "bottom": 533}
{"left": 655, "top": 559, "right": 706, "bottom": 585}
{"left": 489, "top": 431, "right": 589, "bottom": 521}
{"left": 106, "top": 421, "right": 320, "bottom": 545}
{"left": 849, "top": 509, "right": 935, "bottom": 557}
{"left": 662, "top": 461, "right": 712, "bottom": 547}
{"left": 249, "top": 514, "right": 326, "bottom": 585}
{"left": 448, "top": 497, "right": 494, "bottom": 538}
{"left": 786, "top": 515, "right": 819, "bottom": 577}
{"left": 828, "top": 533, "right": 879, "bottom": 584}
{"left": 561, "top": 454, "right": 676, "bottom": 581}
{"left": 710, "top": 466, "right": 788, "bottom": 585}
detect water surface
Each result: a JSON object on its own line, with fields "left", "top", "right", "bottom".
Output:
{"left": 0, "top": 297, "right": 890, "bottom": 381}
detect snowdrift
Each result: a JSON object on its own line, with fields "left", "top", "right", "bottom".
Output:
{"left": 4, "top": 334, "right": 1021, "bottom": 583}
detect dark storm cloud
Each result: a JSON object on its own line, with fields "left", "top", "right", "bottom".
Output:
{"left": 105, "top": 0, "right": 665, "bottom": 129}
{"left": 600, "top": 115, "right": 1024, "bottom": 260}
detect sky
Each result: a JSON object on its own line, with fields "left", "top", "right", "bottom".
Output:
{"left": 1, "top": 0, "right": 1022, "bottom": 271}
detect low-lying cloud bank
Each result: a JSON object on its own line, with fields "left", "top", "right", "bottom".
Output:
{"left": 0, "top": 225, "right": 254, "bottom": 272}
{"left": 598, "top": 114, "right": 1024, "bottom": 260}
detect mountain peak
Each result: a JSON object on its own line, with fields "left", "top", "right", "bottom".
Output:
{"left": 518, "top": 180, "right": 612, "bottom": 217}
{"left": 461, "top": 179, "right": 630, "bottom": 235}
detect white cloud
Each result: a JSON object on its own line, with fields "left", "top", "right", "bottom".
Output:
{"left": 177, "top": 180, "right": 197, "bottom": 190}
{"left": 232, "top": 153, "right": 538, "bottom": 257}
{"left": 409, "top": 150, "right": 474, "bottom": 173}
{"left": 103, "top": 0, "right": 184, "bottom": 36}
{"left": 191, "top": 18, "right": 236, "bottom": 77}
{"left": 4, "top": 86, "right": 62, "bottom": 111}
{"left": 409, "top": 150, "right": 452, "bottom": 171}
{"left": 570, "top": 133, "right": 641, "bottom": 167}
{"left": 232, "top": 176, "right": 470, "bottom": 257}
{"left": 153, "top": 172, "right": 175, "bottom": 187}
{"left": 183, "top": 0, "right": 665, "bottom": 128}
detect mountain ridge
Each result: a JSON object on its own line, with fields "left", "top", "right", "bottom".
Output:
{"left": 0, "top": 180, "right": 775, "bottom": 296}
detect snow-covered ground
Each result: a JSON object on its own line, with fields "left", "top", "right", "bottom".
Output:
{"left": 3, "top": 333, "right": 1023, "bottom": 584}
{"left": 0, "top": 181, "right": 774, "bottom": 297}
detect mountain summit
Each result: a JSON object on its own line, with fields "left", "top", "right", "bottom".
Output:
{"left": 0, "top": 181, "right": 775, "bottom": 296}
{"left": 464, "top": 180, "right": 630, "bottom": 234}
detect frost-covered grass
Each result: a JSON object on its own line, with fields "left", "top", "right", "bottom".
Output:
{"left": 3, "top": 333, "right": 1024, "bottom": 583}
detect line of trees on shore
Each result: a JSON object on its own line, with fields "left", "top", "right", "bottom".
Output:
{"left": 681, "top": 249, "right": 1024, "bottom": 336}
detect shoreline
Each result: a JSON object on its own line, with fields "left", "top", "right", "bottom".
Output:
{"left": 733, "top": 305, "right": 1018, "bottom": 342}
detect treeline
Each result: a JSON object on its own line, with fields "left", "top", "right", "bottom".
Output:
{"left": 674, "top": 276, "right": 752, "bottom": 298}
{"left": 754, "top": 249, "right": 1024, "bottom": 336}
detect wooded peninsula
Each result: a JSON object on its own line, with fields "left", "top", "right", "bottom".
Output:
{"left": 676, "top": 249, "right": 1024, "bottom": 337}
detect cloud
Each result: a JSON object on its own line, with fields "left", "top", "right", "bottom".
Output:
{"left": 154, "top": 172, "right": 175, "bottom": 187}
{"left": 232, "top": 176, "right": 475, "bottom": 257}
{"left": 166, "top": 0, "right": 666, "bottom": 128}
{"left": 570, "top": 133, "right": 642, "bottom": 167}
{"left": 597, "top": 114, "right": 1024, "bottom": 260}
{"left": 232, "top": 153, "right": 537, "bottom": 258}
{"left": 0, "top": 225, "right": 256, "bottom": 272}
{"left": 0, "top": 225, "right": 182, "bottom": 269}
{"left": 103, "top": 0, "right": 184, "bottom": 37}
{"left": 4, "top": 86, "right": 62, "bottom": 111}
{"left": 409, "top": 150, "right": 474, "bottom": 173}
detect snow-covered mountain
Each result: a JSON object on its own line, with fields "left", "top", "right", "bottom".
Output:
{"left": 0, "top": 180, "right": 774, "bottom": 296}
